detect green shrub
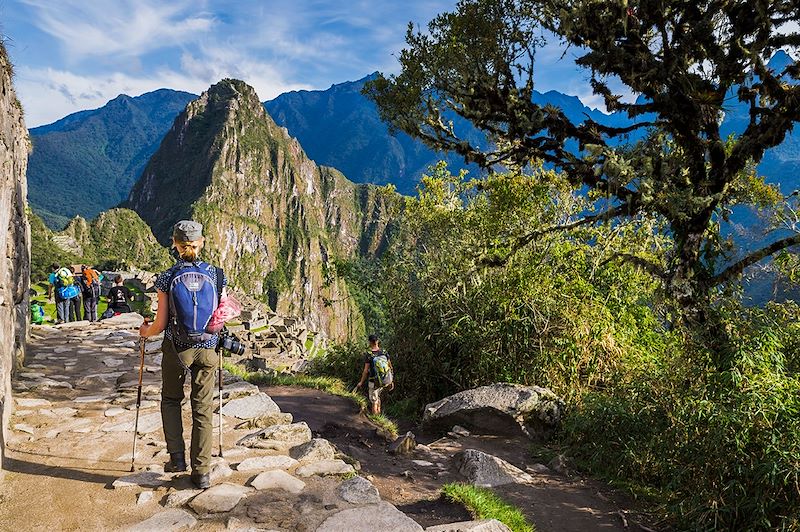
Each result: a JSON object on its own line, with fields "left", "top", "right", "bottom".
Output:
{"left": 563, "top": 304, "right": 800, "bottom": 530}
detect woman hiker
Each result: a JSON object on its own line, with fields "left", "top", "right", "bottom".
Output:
{"left": 139, "top": 220, "right": 227, "bottom": 489}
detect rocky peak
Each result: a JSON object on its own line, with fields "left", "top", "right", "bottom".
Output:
{"left": 126, "top": 79, "right": 397, "bottom": 339}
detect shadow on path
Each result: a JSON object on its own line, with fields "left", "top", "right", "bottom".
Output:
{"left": 3, "top": 454, "right": 122, "bottom": 486}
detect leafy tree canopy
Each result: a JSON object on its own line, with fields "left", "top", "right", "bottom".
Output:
{"left": 365, "top": 0, "right": 800, "bottom": 332}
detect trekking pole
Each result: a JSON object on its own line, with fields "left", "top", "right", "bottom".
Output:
{"left": 130, "top": 335, "right": 147, "bottom": 472}
{"left": 217, "top": 345, "right": 224, "bottom": 458}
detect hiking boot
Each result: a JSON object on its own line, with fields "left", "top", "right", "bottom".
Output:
{"left": 165, "top": 452, "right": 187, "bottom": 473}
{"left": 191, "top": 472, "right": 211, "bottom": 489}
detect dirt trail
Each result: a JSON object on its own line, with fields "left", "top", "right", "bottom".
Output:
{"left": 267, "top": 386, "right": 649, "bottom": 532}
{"left": 1, "top": 319, "right": 651, "bottom": 531}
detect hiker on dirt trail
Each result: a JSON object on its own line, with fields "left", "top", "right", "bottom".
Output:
{"left": 107, "top": 275, "right": 133, "bottom": 314}
{"left": 79, "top": 265, "right": 102, "bottom": 322}
{"left": 48, "top": 263, "right": 81, "bottom": 324}
{"left": 138, "top": 220, "right": 227, "bottom": 490}
{"left": 356, "top": 334, "right": 394, "bottom": 415}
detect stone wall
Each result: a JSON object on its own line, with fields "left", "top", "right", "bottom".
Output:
{"left": 0, "top": 44, "right": 31, "bottom": 473}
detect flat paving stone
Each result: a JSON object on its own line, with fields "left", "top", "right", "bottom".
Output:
{"left": 189, "top": 483, "right": 253, "bottom": 515}
{"left": 316, "top": 502, "right": 423, "bottom": 532}
{"left": 295, "top": 459, "right": 354, "bottom": 478}
{"left": 112, "top": 471, "right": 166, "bottom": 489}
{"left": 236, "top": 455, "right": 299, "bottom": 472}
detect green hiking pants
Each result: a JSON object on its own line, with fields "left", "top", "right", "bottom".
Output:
{"left": 161, "top": 338, "right": 218, "bottom": 475}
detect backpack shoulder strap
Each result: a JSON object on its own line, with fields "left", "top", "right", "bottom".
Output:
{"left": 215, "top": 267, "right": 224, "bottom": 303}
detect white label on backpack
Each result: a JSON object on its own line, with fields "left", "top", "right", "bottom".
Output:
{"left": 186, "top": 281, "right": 201, "bottom": 291}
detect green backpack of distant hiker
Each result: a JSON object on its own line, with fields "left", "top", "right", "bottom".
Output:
{"left": 30, "top": 302, "right": 44, "bottom": 324}
{"left": 369, "top": 350, "right": 393, "bottom": 386}
{"left": 55, "top": 267, "right": 74, "bottom": 288}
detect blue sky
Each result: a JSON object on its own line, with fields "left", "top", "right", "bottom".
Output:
{"left": 5, "top": 0, "right": 605, "bottom": 127}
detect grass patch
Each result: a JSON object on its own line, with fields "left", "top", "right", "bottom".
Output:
{"left": 366, "top": 413, "right": 398, "bottom": 438}
{"left": 442, "top": 483, "right": 535, "bottom": 532}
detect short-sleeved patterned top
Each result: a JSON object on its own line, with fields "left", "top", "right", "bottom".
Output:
{"left": 155, "top": 260, "right": 228, "bottom": 350}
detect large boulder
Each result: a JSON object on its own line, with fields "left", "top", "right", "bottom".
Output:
{"left": 422, "top": 383, "right": 564, "bottom": 441}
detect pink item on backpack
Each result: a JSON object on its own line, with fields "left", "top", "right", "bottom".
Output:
{"left": 206, "top": 293, "right": 242, "bottom": 333}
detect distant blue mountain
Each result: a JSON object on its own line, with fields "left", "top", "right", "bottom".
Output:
{"left": 28, "top": 55, "right": 799, "bottom": 229}
{"left": 264, "top": 74, "right": 475, "bottom": 195}
{"left": 27, "top": 89, "right": 196, "bottom": 228}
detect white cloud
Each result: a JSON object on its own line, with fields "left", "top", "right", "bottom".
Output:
{"left": 16, "top": 63, "right": 311, "bottom": 127}
{"left": 19, "top": 0, "right": 214, "bottom": 59}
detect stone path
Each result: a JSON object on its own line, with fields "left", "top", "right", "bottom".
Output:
{"left": 1, "top": 316, "right": 507, "bottom": 531}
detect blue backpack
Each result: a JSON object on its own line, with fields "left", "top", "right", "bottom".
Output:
{"left": 167, "top": 262, "right": 223, "bottom": 343}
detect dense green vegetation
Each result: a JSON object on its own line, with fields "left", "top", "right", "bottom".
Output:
{"left": 442, "top": 483, "right": 535, "bottom": 532}
{"left": 310, "top": 160, "right": 800, "bottom": 529}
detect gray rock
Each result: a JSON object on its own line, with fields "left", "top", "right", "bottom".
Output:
{"left": 112, "top": 471, "right": 165, "bottom": 489}
{"left": 425, "top": 519, "right": 512, "bottom": 531}
{"left": 236, "top": 422, "right": 312, "bottom": 450}
{"left": 164, "top": 489, "right": 202, "bottom": 508}
{"left": 289, "top": 438, "right": 335, "bottom": 464}
{"left": 219, "top": 392, "right": 280, "bottom": 419}
{"left": 188, "top": 483, "right": 253, "bottom": 515}
{"left": 317, "top": 502, "right": 423, "bottom": 532}
{"left": 388, "top": 432, "right": 417, "bottom": 455}
{"left": 337, "top": 476, "right": 380, "bottom": 504}
{"left": 137, "top": 491, "right": 155, "bottom": 505}
{"left": 235, "top": 455, "right": 298, "bottom": 472}
{"left": 422, "top": 383, "right": 564, "bottom": 441}
{"left": 454, "top": 449, "right": 533, "bottom": 487}
{"left": 13, "top": 423, "right": 35, "bottom": 434}
{"left": 295, "top": 459, "right": 354, "bottom": 478}
{"left": 104, "top": 407, "right": 126, "bottom": 417}
{"left": 103, "top": 357, "right": 124, "bottom": 367}
{"left": 235, "top": 412, "right": 293, "bottom": 430}
{"left": 127, "top": 509, "right": 196, "bottom": 531}
{"left": 250, "top": 469, "right": 306, "bottom": 493}
{"left": 411, "top": 460, "right": 434, "bottom": 467}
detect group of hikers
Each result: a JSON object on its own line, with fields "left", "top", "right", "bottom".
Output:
{"left": 31, "top": 264, "right": 134, "bottom": 324}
